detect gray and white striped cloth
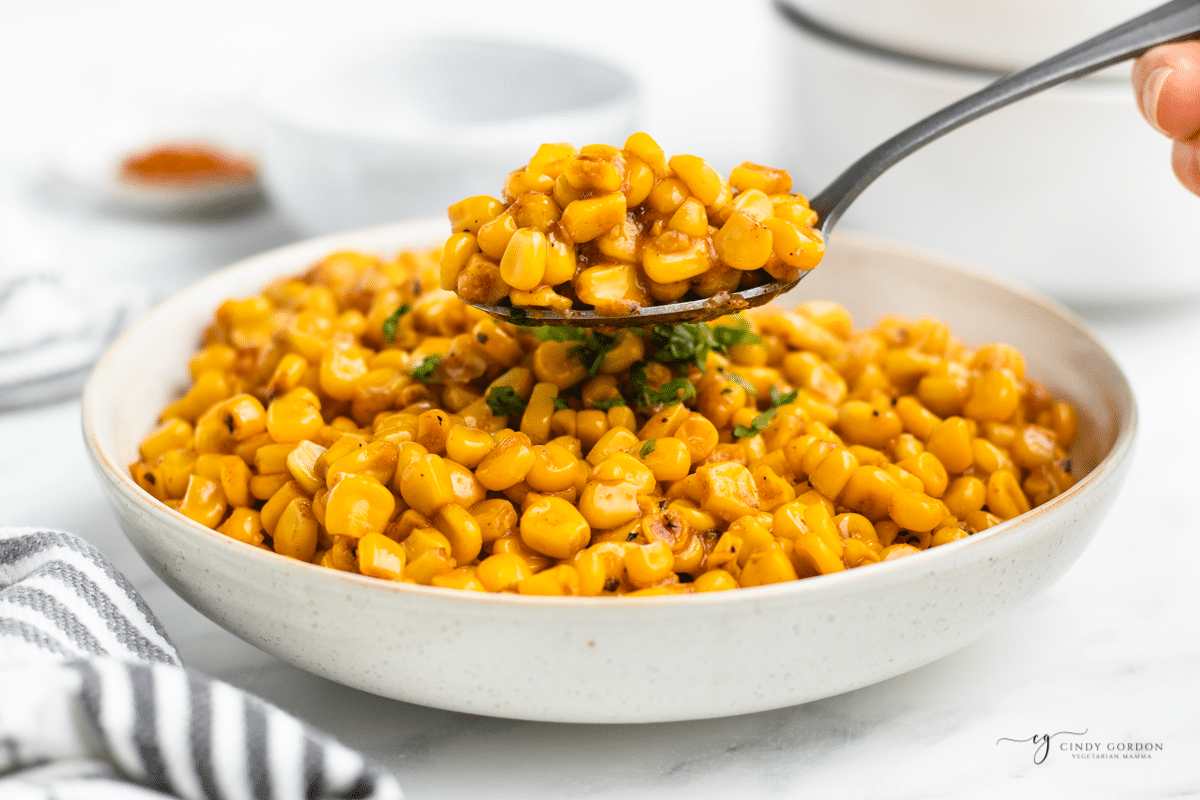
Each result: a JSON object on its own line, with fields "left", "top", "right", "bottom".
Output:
{"left": 0, "top": 527, "right": 402, "bottom": 800}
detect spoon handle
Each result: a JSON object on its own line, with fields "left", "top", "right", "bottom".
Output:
{"left": 808, "top": 0, "right": 1200, "bottom": 231}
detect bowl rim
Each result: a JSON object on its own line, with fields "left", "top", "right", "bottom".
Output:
{"left": 82, "top": 219, "right": 1138, "bottom": 611}
{"left": 256, "top": 37, "right": 640, "bottom": 145}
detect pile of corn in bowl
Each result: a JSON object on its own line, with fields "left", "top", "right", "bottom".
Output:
{"left": 129, "top": 238, "right": 1081, "bottom": 597}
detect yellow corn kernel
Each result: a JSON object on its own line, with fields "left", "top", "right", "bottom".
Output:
{"left": 1010, "top": 424, "right": 1057, "bottom": 470}
{"left": 840, "top": 465, "right": 901, "bottom": 522}
{"left": 444, "top": 425, "right": 494, "bottom": 469}
{"left": 676, "top": 414, "right": 719, "bottom": 463}
{"left": 583, "top": 425, "right": 637, "bottom": 466}
{"left": 751, "top": 464, "right": 796, "bottom": 512}
{"left": 808, "top": 446, "right": 859, "bottom": 501}
{"left": 319, "top": 337, "right": 369, "bottom": 402}
{"left": 402, "top": 527, "right": 452, "bottom": 562}
{"left": 285, "top": 440, "right": 327, "bottom": 495}
{"left": 177, "top": 475, "right": 227, "bottom": 529}
{"left": 476, "top": 553, "right": 534, "bottom": 592}
{"left": 526, "top": 443, "right": 581, "bottom": 492}
{"left": 497, "top": 227, "right": 547, "bottom": 291}
{"left": 266, "top": 396, "right": 323, "bottom": 446}
{"left": 880, "top": 543, "right": 922, "bottom": 561}
{"left": 624, "top": 132, "right": 669, "bottom": 177}
{"left": 218, "top": 455, "right": 252, "bottom": 508}
{"left": 963, "top": 369, "right": 1021, "bottom": 422}
{"left": 357, "top": 532, "right": 407, "bottom": 580}
{"left": 399, "top": 453, "right": 457, "bottom": 516}
{"left": 624, "top": 540, "right": 675, "bottom": 588}
{"left": 931, "top": 527, "right": 970, "bottom": 547}
{"left": 1039, "top": 400, "right": 1078, "bottom": 449}
{"left": 713, "top": 211, "right": 773, "bottom": 271}
{"left": 413, "top": 409, "right": 449, "bottom": 455}
{"left": 161, "top": 369, "right": 233, "bottom": 423}
{"left": 695, "top": 462, "right": 759, "bottom": 523}
{"left": 519, "top": 382, "right": 558, "bottom": 445}
{"left": 591, "top": 452, "right": 656, "bottom": 496}
{"left": 517, "top": 564, "right": 580, "bottom": 596}
{"left": 693, "top": 569, "right": 738, "bottom": 592}
{"left": 274, "top": 497, "right": 318, "bottom": 561}
{"left": 573, "top": 262, "right": 651, "bottom": 315}
{"left": 986, "top": 470, "right": 1032, "bottom": 520}
{"left": 740, "top": 543, "right": 800, "bottom": 587}
{"left": 140, "top": 419, "right": 194, "bottom": 463}
{"left": 406, "top": 548, "right": 457, "bottom": 585}
{"left": 561, "top": 192, "right": 626, "bottom": 243}
{"left": 519, "top": 496, "right": 591, "bottom": 560}
{"left": 430, "top": 566, "right": 484, "bottom": 591}
{"left": 440, "top": 231, "right": 480, "bottom": 291}
{"left": 475, "top": 432, "right": 535, "bottom": 491}
{"left": 667, "top": 154, "right": 725, "bottom": 205}
{"left": 218, "top": 507, "right": 265, "bottom": 546}
{"left": 527, "top": 142, "right": 578, "bottom": 178}
{"left": 188, "top": 343, "right": 238, "bottom": 379}
{"left": 578, "top": 480, "right": 640, "bottom": 530}
{"left": 942, "top": 475, "right": 985, "bottom": 519}
{"left": 434, "top": 503, "right": 483, "bottom": 564}
{"left": 474, "top": 211, "right": 517, "bottom": 260}
{"left": 916, "top": 361, "right": 970, "bottom": 417}
{"left": 893, "top": 396, "right": 942, "bottom": 440}
{"left": 194, "top": 394, "right": 268, "bottom": 453}
{"left": 896, "top": 452, "right": 949, "bottom": 498}
{"left": 131, "top": 463, "right": 168, "bottom": 502}
{"left": 837, "top": 400, "right": 904, "bottom": 449}
{"left": 326, "top": 440, "right": 399, "bottom": 488}
{"left": 640, "top": 437, "right": 691, "bottom": 482}
{"left": 448, "top": 195, "right": 503, "bottom": 234}
{"left": 792, "top": 532, "right": 845, "bottom": 576}
{"left": 532, "top": 340, "right": 590, "bottom": 390}
{"left": 888, "top": 489, "right": 945, "bottom": 532}
{"left": 926, "top": 417, "right": 974, "bottom": 474}
{"left": 325, "top": 474, "right": 395, "bottom": 538}
{"left": 842, "top": 538, "right": 881, "bottom": 568}
{"left": 971, "top": 343, "right": 1025, "bottom": 379}
{"left": 641, "top": 230, "right": 712, "bottom": 284}
{"left": 249, "top": 473, "right": 291, "bottom": 503}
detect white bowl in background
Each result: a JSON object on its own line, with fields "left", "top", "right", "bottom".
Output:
{"left": 776, "top": 0, "right": 1159, "bottom": 75}
{"left": 257, "top": 39, "right": 638, "bottom": 235}
{"left": 82, "top": 219, "right": 1134, "bottom": 723}
{"left": 773, "top": 10, "right": 1200, "bottom": 304}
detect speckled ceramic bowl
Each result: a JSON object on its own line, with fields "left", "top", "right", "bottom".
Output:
{"left": 82, "top": 219, "right": 1136, "bottom": 723}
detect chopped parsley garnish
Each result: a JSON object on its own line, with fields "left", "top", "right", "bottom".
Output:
{"left": 522, "top": 326, "right": 618, "bottom": 376}
{"left": 381, "top": 303, "right": 411, "bottom": 344}
{"left": 630, "top": 361, "right": 696, "bottom": 408}
{"left": 734, "top": 408, "right": 777, "bottom": 439}
{"left": 640, "top": 440, "right": 657, "bottom": 458}
{"left": 410, "top": 354, "right": 442, "bottom": 383}
{"left": 485, "top": 386, "right": 527, "bottom": 417}
{"left": 508, "top": 307, "right": 529, "bottom": 324}
{"left": 592, "top": 397, "right": 626, "bottom": 411}
{"left": 727, "top": 373, "right": 756, "bottom": 396}
{"left": 552, "top": 397, "right": 570, "bottom": 411}
{"left": 649, "top": 316, "right": 762, "bottom": 373}
{"left": 771, "top": 386, "right": 799, "bottom": 407}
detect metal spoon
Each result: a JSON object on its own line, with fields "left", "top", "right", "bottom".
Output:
{"left": 469, "top": 0, "right": 1200, "bottom": 329}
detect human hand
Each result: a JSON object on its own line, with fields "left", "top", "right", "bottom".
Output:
{"left": 1132, "top": 42, "right": 1200, "bottom": 196}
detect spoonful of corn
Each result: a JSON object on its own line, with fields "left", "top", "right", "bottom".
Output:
{"left": 445, "top": 0, "right": 1200, "bottom": 328}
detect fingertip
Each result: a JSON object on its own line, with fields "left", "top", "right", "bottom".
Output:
{"left": 1135, "top": 42, "right": 1200, "bottom": 141}
{"left": 1170, "top": 140, "right": 1200, "bottom": 198}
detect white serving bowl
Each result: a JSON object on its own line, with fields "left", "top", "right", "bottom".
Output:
{"left": 83, "top": 220, "right": 1135, "bottom": 723}
{"left": 773, "top": 10, "right": 1200, "bottom": 304}
{"left": 777, "top": 0, "right": 1158, "bottom": 75}
{"left": 257, "top": 39, "right": 638, "bottom": 235}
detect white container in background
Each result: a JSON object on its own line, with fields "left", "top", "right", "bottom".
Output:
{"left": 773, "top": 9, "right": 1200, "bottom": 304}
{"left": 258, "top": 39, "right": 638, "bottom": 236}
{"left": 778, "top": 0, "right": 1159, "bottom": 75}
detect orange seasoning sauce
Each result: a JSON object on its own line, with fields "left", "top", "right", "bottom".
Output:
{"left": 121, "top": 143, "right": 256, "bottom": 186}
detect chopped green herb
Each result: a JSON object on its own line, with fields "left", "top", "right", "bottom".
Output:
{"left": 592, "top": 397, "right": 626, "bottom": 411}
{"left": 625, "top": 533, "right": 638, "bottom": 542}
{"left": 640, "top": 440, "right": 657, "bottom": 458}
{"left": 650, "top": 323, "right": 716, "bottom": 371}
{"left": 721, "top": 387, "right": 733, "bottom": 395}
{"left": 711, "top": 315, "right": 763, "bottom": 349}
{"left": 522, "top": 326, "right": 617, "bottom": 376}
{"left": 381, "top": 303, "right": 412, "bottom": 344}
{"left": 771, "top": 386, "right": 799, "bottom": 408}
{"left": 508, "top": 307, "right": 529, "bottom": 324}
{"left": 727, "top": 373, "right": 757, "bottom": 396}
{"left": 410, "top": 354, "right": 443, "bottom": 383}
{"left": 486, "top": 386, "right": 527, "bottom": 417}
{"left": 733, "top": 408, "right": 777, "bottom": 438}
{"left": 631, "top": 361, "right": 696, "bottom": 408}
{"left": 552, "top": 397, "right": 570, "bottom": 411}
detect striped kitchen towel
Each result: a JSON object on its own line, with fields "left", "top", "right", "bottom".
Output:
{"left": 0, "top": 527, "right": 402, "bottom": 800}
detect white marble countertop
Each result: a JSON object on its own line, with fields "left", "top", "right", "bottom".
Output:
{"left": 2, "top": 2, "right": 1199, "bottom": 797}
